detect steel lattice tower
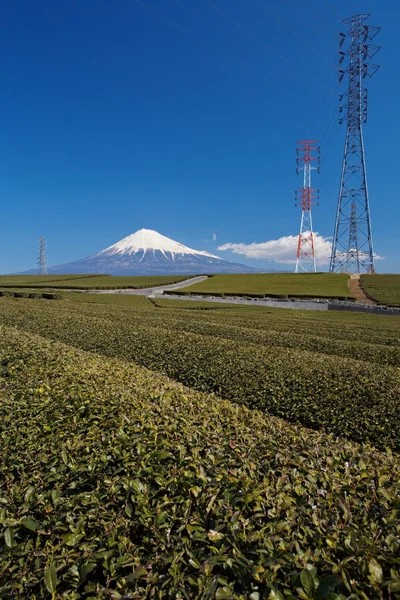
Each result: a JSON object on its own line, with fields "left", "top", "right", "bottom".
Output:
{"left": 330, "top": 14, "right": 380, "bottom": 274}
{"left": 37, "top": 236, "right": 47, "bottom": 275}
{"left": 295, "top": 140, "right": 320, "bottom": 273}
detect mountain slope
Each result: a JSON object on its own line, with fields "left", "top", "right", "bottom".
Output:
{"left": 41, "top": 229, "right": 260, "bottom": 275}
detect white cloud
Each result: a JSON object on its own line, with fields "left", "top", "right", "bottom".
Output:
{"left": 218, "top": 233, "right": 383, "bottom": 265}
{"left": 212, "top": 233, "right": 217, "bottom": 241}
{"left": 217, "top": 233, "right": 333, "bottom": 264}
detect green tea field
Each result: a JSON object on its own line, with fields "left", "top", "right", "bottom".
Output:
{"left": 0, "top": 293, "right": 399, "bottom": 598}
{"left": 360, "top": 274, "right": 400, "bottom": 306}
{"left": 0, "top": 274, "right": 195, "bottom": 290}
{"left": 170, "top": 273, "right": 354, "bottom": 300}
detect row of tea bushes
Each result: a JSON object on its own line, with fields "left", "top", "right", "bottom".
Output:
{"left": 60, "top": 290, "right": 399, "bottom": 349}
{"left": 0, "top": 274, "right": 102, "bottom": 286}
{"left": 360, "top": 274, "right": 400, "bottom": 307}
{"left": 0, "top": 275, "right": 198, "bottom": 290}
{"left": 100, "top": 307, "right": 400, "bottom": 367}
{"left": 57, "top": 298, "right": 400, "bottom": 364}
{"left": 0, "top": 299, "right": 398, "bottom": 450}
{"left": 1, "top": 326, "right": 399, "bottom": 598}
{"left": 0, "top": 290, "right": 61, "bottom": 300}
{"left": 182, "top": 273, "right": 353, "bottom": 299}
{"left": 164, "top": 290, "right": 354, "bottom": 301}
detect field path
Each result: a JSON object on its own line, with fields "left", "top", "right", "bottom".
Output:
{"left": 90, "top": 275, "right": 209, "bottom": 296}
{"left": 347, "top": 274, "right": 376, "bottom": 305}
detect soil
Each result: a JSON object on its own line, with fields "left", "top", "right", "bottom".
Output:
{"left": 347, "top": 274, "right": 376, "bottom": 305}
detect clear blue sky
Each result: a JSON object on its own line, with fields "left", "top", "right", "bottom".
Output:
{"left": 0, "top": 0, "right": 398, "bottom": 273}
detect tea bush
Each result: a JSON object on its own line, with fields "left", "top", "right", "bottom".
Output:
{"left": 1, "top": 327, "right": 400, "bottom": 598}
{"left": 184, "top": 274, "right": 352, "bottom": 300}
{"left": 0, "top": 298, "right": 398, "bottom": 450}
{"left": 0, "top": 274, "right": 196, "bottom": 290}
{"left": 360, "top": 274, "right": 400, "bottom": 307}
{"left": 0, "top": 290, "right": 61, "bottom": 300}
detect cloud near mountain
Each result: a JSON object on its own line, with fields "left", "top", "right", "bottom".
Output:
{"left": 218, "top": 233, "right": 332, "bottom": 264}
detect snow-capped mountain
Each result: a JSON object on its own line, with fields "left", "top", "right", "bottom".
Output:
{"left": 99, "top": 229, "right": 221, "bottom": 261}
{"left": 42, "top": 229, "right": 260, "bottom": 275}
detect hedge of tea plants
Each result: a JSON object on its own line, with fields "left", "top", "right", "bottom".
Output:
{"left": 0, "top": 290, "right": 61, "bottom": 300}
{"left": 61, "top": 295, "right": 400, "bottom": 366}
{"left": 1, "top": 326, "right": 400, "bottom": 599}
{"left": 61, "top": 291, "right": 154, "bottom": 308}
{"left": 113, "top": 306, "right": 400, "bottom": 366}
{"left": 0, "top": 274, "right": 101, "bottom": 285}
{"left": 0, "top": 298, "right": 398, "bottom": 451}
{"left": 0, "top": 274, "right": 196, "bottom": 290}
{"left": 360, "top": 274, "right": 400, "bottom": 307}
{"left": 182, "top": 273, "right": 353, "bottom": 300}
{"left": 163, "top": 290, "right": 355, "bottom": 301}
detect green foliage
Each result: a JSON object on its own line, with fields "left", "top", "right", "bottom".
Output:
{"left": 1, "top": 327, "right": 400, "bottom": 598}
{"left": 360, "top": 274, "right": 400, "bottom": 307}
{"left": 41, "top": 292, "right": 62, "bottom": 300}
{"left": 0, "top": 274, "right": 197, "bottom": 290}
{"left": 0, "top": 274, "right": 101, "bottom": 285}
{"left": 152, "top": 298, "right": 233, "bottom": 310}
{"left": 0, "top": 297, "right": 399, "bottom": 450}
{"left": 61, "top": 291, "right": 154, "bottom": 308}
{"left": 186, "top": 273, "right": 354, "bottom": 300}
{"left": 0, "top": 290, "right": 61, "bottom": 300}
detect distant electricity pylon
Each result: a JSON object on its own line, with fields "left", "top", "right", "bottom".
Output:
{"left": 330, "top": 14, "right": 380, "bottom": 274}
{"left": 295, "top": 140, "right": 320, "bottom": 273}
{"left": 37, "top": 236, "right": 47, "bottom": 275}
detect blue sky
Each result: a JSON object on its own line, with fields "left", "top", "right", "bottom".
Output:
{"left": 0, "top": 0, "right": 398, "bottom": 273}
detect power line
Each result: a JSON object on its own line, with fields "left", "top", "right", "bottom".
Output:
{"left": 321, "top": 168, "right": 337, "bottom": 221}
{"left": 307, "top": 0, "right": 340, "bottom": 24}
{"left": 283, "top": 0, "right": 337, "bottom": 47}
{"left": 257, "top": 0, "right": 336, "bottom": 69}
{"left": 173, "top": 0, "right": 216, "bottom": 29}
{"left": 323, "top": 0, "right": 344, "bottom": 21}
{"left": 305, "top": 72, "right": 337, "bottom": 132}
{"left": 279, "top": 0, "right": 344, "bottom": 141}
{"left": 319, "top": 103, "right": 339, "bottom": 152}
{"left": 203, "top": 0, "right": 300, "bottom": 72}
{"left": 134, "top": 0, "right": 289, "bottom": 92}
{"left": 133, "top": 0, "right": 213, "bottom": 47}
{"left": 172, "top": 0, "right": 289, "bottom": 90}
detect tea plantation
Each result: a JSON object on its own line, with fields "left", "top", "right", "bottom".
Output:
{"left": 360, "top": 274, "right": 400, "bottom": 307}
{"left": 0, "top": 294, "right": 399, "bottom": 599}
{"left": 175, "top": 273, "right": 353, "bottom": 300}
{"left": 0, "top": 274, "right": 194, "bottom": 290}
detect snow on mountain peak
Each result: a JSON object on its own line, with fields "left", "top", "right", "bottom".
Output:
{"left": 99, "top": 228, "right": 221, "bottom": 260}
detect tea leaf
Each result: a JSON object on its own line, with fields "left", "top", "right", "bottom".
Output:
{"left": 44, "top": 563, "right": 57, "bottom": 594}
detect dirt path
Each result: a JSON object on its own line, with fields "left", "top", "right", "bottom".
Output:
{"left": 347, "top": 274, "right": 376, "bottom": 305}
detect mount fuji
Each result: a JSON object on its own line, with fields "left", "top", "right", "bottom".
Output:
{"left": 42, "top": 229, "right": 260, "bottom": 275}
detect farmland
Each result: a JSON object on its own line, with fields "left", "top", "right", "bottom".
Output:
{"left": 1, "top": 294, "right": 400, "bottom": 598}
{"left": 360, "top": 274, "right": 400, "bottom": 306}
{"left": 0, "top": 295, "right": 399, "bottom": 447}
{"left": 174, "top": 273, "right": 353, "bottom": 300}
{"left": 0, "top": 274, "right": 195, "bottom": 289}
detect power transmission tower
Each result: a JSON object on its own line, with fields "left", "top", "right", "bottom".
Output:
{"left": 330, "top": 14, "right": 380, "bottom": 274}
{"left": 295, "top": 140, "right": 320, "bottom": 273}
{"left": 37, "top": 236, "right": 47, "bottom": 275}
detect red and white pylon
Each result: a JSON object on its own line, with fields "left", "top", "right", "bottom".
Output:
{"left": 295, "top": 140, "right": 320, "bottom": 273}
